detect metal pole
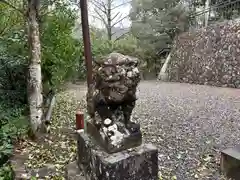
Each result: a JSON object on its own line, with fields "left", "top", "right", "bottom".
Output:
{"left": 80, "top": 0, "right": 93, "bottom": 88}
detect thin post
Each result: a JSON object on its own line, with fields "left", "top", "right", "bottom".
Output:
{"left": 80, "top": 0, "right": 93, "bottom": 88}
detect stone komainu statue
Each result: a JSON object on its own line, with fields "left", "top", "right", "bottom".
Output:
{"left": 87, "top": 52, "right": 141, "bottom": 132}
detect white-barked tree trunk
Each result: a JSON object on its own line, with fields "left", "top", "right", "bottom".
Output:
{"left": 27, "top": 0, "right": 43, "bottom": 135}
{"left": 158, "top": 51, "right": 172, "bottom": 81}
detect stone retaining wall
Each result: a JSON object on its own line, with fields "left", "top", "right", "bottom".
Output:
{"left": 168, "top": 19, "right": 240, "bottom": 88}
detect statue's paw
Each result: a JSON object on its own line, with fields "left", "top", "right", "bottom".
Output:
{"left": 126, "top": 122, "right": 140, "bottom": 133}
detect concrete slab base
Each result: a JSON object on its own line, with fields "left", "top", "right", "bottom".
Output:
{"left": 77, "top": 131, "right": 158, "bottom": 180}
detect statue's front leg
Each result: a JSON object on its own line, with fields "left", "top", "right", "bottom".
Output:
{"left": 122, "top": 100, "right": 140, "bottom": 134}
{"left": 95, "top": 103, "right": 112, "bottom": 121}
{"left": 122, "top": 100, "right": 137, "bottom": 129}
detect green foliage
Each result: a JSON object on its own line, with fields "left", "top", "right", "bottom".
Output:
{"left": 0, "top": 103, "right": 28, "bottom": 180}
{"left": 0, "top": 49, "right": 28, "bottom": 104}
{"left": 130, "top": 0, "right": 192, "bottom": 70}
{"left": 90, "top": 32, "right": 143, "bottom": 60}
{"left": 0, "top": 1, "right": 27, "bottom": 104}
{"left": 0, "top": 3, "right": 83, "bottom": 98}
{"left": 113, "top": 35, "right": 142, "bottom": 56}
{"left": 0, "top": 164, "right": 13, "bottom": 180}
{"left": 0, "top": 2, "right": 28, "bottom": 178}
{"left": 0, "top": 1, "right": 24, "bottom": 37}
{"left": 41, "top": 5, "right": 83, "bottom": 93}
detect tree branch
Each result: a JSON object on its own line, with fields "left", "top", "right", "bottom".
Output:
{"left": 92, "top": 9, "right": 108, "bottom": 28}
{"left": 0, "top": 0, "right": 24, "bottom": 14}
{"left": 111, "top": 27, "right": 128, "bottom": 36}
{"left": 111, "top": 14, "right": 129, "bottom": 27}
{"left": 111, "top": 12, "right": 120, "bottom": 21}
{"left": 91, "top": 0, "right": 107, "bottom": 14}
{"left": 111, "top": 1, "right": 131, "bottom": 10}
{"left": 114, "top": 31, "right": 129, "bottom": 42}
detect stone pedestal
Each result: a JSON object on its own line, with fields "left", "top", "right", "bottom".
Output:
{"left": 77, "top": 130, "right": 158, "bottom": 180}
{"left": 220, "top": 145, "right": 240, "bottom": 179}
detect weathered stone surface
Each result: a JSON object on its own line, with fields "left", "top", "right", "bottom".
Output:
{"left": 77, "top": 131, "right": 158, "bottom": 180}
{"left": 168, "top": 19, "right": 240, "bottom": 88}
{"left": 86, "top": 121, "right": 142, "bottom": 153}
{"left": 86, "top": 52, "right": 142, "bottom": 153}
{"left": 220, "top": 145, "right": 240, "bottom": 179}
{"left": 87, "top": 52, "right": 141, "bottom": 124}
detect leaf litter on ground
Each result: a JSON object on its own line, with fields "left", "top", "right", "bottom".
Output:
{"left": 17, "top": 90, "right": 87, "bottom": 179}
{"left": 14, "top": 81, "right": 239, "bottom": 180}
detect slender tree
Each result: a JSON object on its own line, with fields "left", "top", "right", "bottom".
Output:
{"left": 0, "top": 0, "right": 44, "bottom": 136}
{"left": 90, "top": 0, "right": 131, "bottom": 40}
{"left": 26, "top": 0, "right": 44, "bottom": 136}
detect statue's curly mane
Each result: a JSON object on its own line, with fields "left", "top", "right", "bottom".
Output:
{"left": 87, "top": 53, "right": 141, "bottom": 124}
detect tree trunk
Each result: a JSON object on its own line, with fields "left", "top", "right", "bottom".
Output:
{"left": 27, "top": 0, "right": 44, "bottom": 136}
{"left": 204, "top": 0, "right": 211, "bottom": 27}
{"left": 107, "top": 0, "right": 112, "bottom": 40}
{"left": 157, "top": 51, "right": 172, "bottom": 81}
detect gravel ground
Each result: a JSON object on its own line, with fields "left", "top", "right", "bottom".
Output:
{"left": 66, "top": 80, "right": 240, "bottom": 179}
{"left": 131, "top": 81, "right": 240, "bottom": 180}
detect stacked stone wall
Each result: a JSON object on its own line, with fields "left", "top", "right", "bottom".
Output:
{"left": 168, "top": 19, "right": 240, "bottom": 88}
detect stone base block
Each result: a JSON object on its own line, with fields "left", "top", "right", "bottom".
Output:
{"left": 220, "top": 145, "right": 240, "bottom": 179}
{"left": 77, "top": 130, "right": 158, "bottom": 180}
